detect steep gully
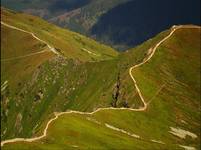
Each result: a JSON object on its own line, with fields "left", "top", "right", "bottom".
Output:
{"left": 1, "top": 22, "right": 200, "bottom": 147}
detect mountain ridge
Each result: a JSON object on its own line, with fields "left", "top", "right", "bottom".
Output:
{"left": 1, "top": 6, "right": 200, "bottom": 150}
{"left": 2, "top": 24, "right": 200, "bottom": 149}
{"left": 1, "top": 0, "right": 200, "bottom": 51}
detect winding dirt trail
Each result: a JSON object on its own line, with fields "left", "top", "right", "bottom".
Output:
{"left": 1, "top": 21, "right": 103, "bottom": 59}
{"left": 81, "top": 48, "right": 101, "bottom": 57}
{"left": 1, "top": 21, "right": 59, "bottom": 55}
{"left": 1, "top": 25, "right": 200, "bottom": 147}
{"left": 1, "top": 50, "right": 50, "bottom": 62}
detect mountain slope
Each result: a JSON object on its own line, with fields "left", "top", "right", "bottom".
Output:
{"left": 1, "top": 7, "right": 143, "bottom": 142}
{"left": 1, "top": 0, "right": 200, "bottom": 51}
{"left": 2, "top": 25, "right": 200, "bottom": 150}
{"left": 1, "top": 7, "right": 120, "bottom": 141}
{"left": 1, "top": 8, "right": 118, "bottom": 62}
{"left": 49, "top": 0, "right": 130, "bottom": 34}
{"left": 91, "top": 0, "right": 201, "bottom": 50}
{"left": 1, "top": 0, "right": 130, "bottom": 34}
{"left": 1, "top": 0, "right": 91, "bottom": 18}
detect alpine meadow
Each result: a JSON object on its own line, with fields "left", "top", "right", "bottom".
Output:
{"left": 1, "top": 1, "right": 201, "bottom": 150}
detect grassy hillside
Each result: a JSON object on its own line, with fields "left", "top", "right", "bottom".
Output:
{"left": 1, "top": 8, "right": 118, "bottom": 62}
{"left": 2, "top": 26, "right": 200, "bottom": 149}
{"left": 1, "top": 7, "right": 200, "bottom": 150}
{"left": 1, "top": 7, "right": 119, "bottom": 140}
{"left": 1, "top": 24, "right": 54, "bottom": 86}
{"left": 132, "top": 27, "right": 201, "bottom": 143}
{"left": 2, "top": 0, "right": 200, "bottom": 51}
{"left": 1, "top": 7, "right": 131, "bottom": 141}
{"left": 2, "top": 110, "right": 180, "bottom": 150}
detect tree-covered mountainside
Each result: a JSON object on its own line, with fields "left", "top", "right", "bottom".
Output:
{"left": 1, "top": 7, "right": 200, "bottom": 150}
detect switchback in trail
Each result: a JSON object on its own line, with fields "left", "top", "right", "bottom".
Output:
{"left": 1, "top": 24, "right": 200, "bottom": 147}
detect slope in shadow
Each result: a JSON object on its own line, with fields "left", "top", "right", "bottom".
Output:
{"left": 91, "top": 0, "right": 201, "bottom": 50}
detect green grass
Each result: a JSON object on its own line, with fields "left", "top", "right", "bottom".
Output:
{"left": 3, "top": 27, "right": 200, "bottom": 149}
{"left": 1, "top": 7, "right": 200, "bottom": 150}
{"left": 0, "top": 104, "right": 191, "bottom": 150}
{"left": 1, "top": 24, "right": 54, "bottom": 85}
{"left": 1, "top": 7, "right": 118, "bottom": 62}
{"left": 3, "top": 110, "right": 181, "bottom": 150}
{"left": 1, "top": 7, "right": 118, "bottom": 140}
{"left": 132, "top": 27, "right": 201, "bottom": 148}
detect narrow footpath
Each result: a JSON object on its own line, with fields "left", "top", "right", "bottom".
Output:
{"left": 1, "top": 24, "right": 200, "bottom": 147}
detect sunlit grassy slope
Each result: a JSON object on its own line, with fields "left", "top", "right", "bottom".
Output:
{"left": 3, "top": 110, "right": 180, "bottom": 150}
{"left": 1, "top": 7, "right": 118, "bottom": 62}
{"left": 1, "top": 7, "right": 138, "bottom": 141}
{"left": 3, "top": 27, "right": 200, "bottom": 149}
{"left": 1, "top": 24, "right": 55, "bottom": 87}
{"left": 1, "top": 7, "right": 200, "bottom": 150}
